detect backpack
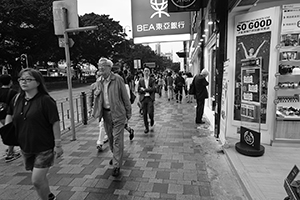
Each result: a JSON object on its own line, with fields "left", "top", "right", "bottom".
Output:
{"left": 0, "top": 89, "right": 12, "bottom": 120}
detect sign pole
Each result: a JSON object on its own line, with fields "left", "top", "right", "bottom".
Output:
{"left": 62, "top": 8, "right": 76, "bottom": 141}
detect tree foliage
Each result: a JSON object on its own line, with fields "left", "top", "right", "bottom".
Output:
{"left": 0, "top": 0, "right": 171, "bottom": 77}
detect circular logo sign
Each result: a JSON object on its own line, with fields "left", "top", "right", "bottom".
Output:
{"left": 244, "top": 131, "right": 254, "bottom": 146}
{"left": 171, "top": 0, "right": 197, "bottom": 8}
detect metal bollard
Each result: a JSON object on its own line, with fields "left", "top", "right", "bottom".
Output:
{"left": 80, "top": 92, "right": 88, "bottom": 125}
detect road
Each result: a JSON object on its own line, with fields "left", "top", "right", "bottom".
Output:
{"left": 49, "top": 85, "right": 91, "bottom": 102}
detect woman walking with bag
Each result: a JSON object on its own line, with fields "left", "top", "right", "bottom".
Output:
{"left": 5, "top": 68, "right": 63, "bottom": 200}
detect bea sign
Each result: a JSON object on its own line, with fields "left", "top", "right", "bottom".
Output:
{"left": 131, "top": 0, "right": 191, "bottom": 43}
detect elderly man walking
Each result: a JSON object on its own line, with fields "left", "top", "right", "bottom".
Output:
{"left": 92, "top": 57, "right": 132, "bottom": 177}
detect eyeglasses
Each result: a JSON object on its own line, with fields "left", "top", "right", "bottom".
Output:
{"left": 18, "top": 78, "right": 36, "bottom": 83}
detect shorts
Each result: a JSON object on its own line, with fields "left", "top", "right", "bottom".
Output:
{"left": 21, "top": 149, "right": 54, "bottom": 171}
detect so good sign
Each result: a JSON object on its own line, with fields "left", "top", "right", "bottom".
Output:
{"left": 237, "top": 18, "right": 272, "bottom": 34}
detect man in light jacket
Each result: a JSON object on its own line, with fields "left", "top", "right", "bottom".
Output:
{"left": 92, "top": 57, "right": 132, "bottom": 177}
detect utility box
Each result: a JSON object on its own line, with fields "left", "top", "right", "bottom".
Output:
{"left": 53, "top": 0, "right": 79, "bottom": 35}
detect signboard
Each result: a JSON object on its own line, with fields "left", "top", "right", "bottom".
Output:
{"left": 281, "top": 4, "right": 300, "bottom": 34}
{"left": 240, "top": 126, "right": 261, "bottom": 150}
{"left": 143, "top": 62, "right": 156, "bottom": 68}
{"left": 134, "top": 59, "right": 141, "bottom": 69}
{"left": 167, "top": 0, "right": 208, "bottom": 13}
{"left": 233, "top": 7, "right": 276, "bottom": 128}
{"left": 241, "top": 64, "right": 261, "bottom": 104}
{"left": 131, "top": 0, "right": 191, "bottom": 44}
{"left": 53, "top": 0, "right": 79, "bottom": 35}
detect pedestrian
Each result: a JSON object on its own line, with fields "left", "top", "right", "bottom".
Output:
{"left": 5, "top": 68, "right": 63, "bottom": 200}
{"left": 92, "top": 57, "right": 132, "bottom": 177}
{"left": 156, "top": 74, "right": 164, "bottom": 97}
{"left": 134, "top": 71, "right": 143, "bottom": 115}
{"left": 89, "top": 69, "right": 108, "bottom": 152}
{"left": 174, "top": 72, "right": 185, "bottom": 103}
{"left": 192, "top": 68, "right": 209, "bottom": 124}
{"left": 0, "top": 74, "right": 20, "bottom": 162}
{"left": 115, "top": 69, "right": 135, "bottom": 141}
{"left": 166, "top": 71, "right": 174, "bottom": 101}
{"left": 185, "top": 72, "right": 194, "bottom": 103}
{"left": 138, "top": 67, "right": 156, "bottom": 133}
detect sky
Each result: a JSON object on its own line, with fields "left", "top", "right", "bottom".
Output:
{"left": 77, "top": 0, "right": 183, "bottom": 62}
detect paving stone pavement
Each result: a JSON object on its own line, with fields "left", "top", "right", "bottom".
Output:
{"left": 0, "top": 93, "right": 247, "bottom": 200}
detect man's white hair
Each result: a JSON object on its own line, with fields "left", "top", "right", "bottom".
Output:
{"left": 98, "top": 57, "right": 113, "bottom": 67}
{"left": 201, "top": 68, "right": 209, "bottom": 77}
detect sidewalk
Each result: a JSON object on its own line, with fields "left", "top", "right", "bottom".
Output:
{"left": 0, "top": 95, "right": 219, "bottom": 200}
{"left": 203, "top": 105, "right": 300, "bottom": 199}
{"left": 0, "top": 92, "right": 298, "bottom": 200}
{"left": 224, "top": 138, "right": 300, "bottom": 200}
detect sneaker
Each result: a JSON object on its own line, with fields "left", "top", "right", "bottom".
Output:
{"left": 112, "top": 167, "right": 120, "bottom": 177}
{"left": 5, "top": 152, "right": 21, "bottom": 163}
{"left": 96, "top": 145, "right": 103, "bottom": 152}
{"left": 129, "top": 129, "right": 134, "bottom": 141}
{"left": 144, "top": 129, "right": 149, "bottom": 134}
{"left": 48, "top": 193, "right": 56, "bottom": 200}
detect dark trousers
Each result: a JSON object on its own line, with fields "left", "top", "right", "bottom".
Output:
{"left": 142, "top": 96, "right": 154, "bottom": 130}
{"left": 196, "top": 98, "right": 205, "bottom": 123}
{"left": 174, "top": 87, "right": 183, "bottom": 102}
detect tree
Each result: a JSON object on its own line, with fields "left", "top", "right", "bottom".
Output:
{"left": 74, "top": 13, "right": 125, "bottom": 67}
{"left": 0, "top": 0, "right": 62, "bottom": 76}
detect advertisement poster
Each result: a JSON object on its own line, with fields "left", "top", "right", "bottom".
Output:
{"left": 240, "top": 58, "right": 261, "bottom": 123}
{"left": 233, "top": 8, "right": 277, "bottom": 129}
{"left": 219, "top": 60, "right": 229, "bottom": 144}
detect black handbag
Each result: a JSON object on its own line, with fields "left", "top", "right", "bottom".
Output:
{"left": 0, "top": 122, "right": 19, "bottom": 146}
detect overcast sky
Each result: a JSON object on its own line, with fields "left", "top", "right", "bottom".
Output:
{"left": 77, "top": 0, "right": 183, "bottom": 62}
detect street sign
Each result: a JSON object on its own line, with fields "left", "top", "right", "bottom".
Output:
{"left": 58, "top": 37, "right": 74, "bottom": 48}
{"left": 143, "top": 62, "right": 156, "bottom": 68}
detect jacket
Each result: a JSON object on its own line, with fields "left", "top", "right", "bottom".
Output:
{"left": 138, "top": 77, "right": 156, "bottom": 102}
{"left": 92, "top": 73, "right": 132, "bottom": 122}
{"left": 193, "top": 74, "right": 209, "bottom": 100}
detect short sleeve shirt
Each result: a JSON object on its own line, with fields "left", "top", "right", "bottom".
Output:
{"left": 8, "top": 93, "right": 60, "bottom": 153}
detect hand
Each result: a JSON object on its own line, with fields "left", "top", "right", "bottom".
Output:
{"left": 54, "top": 146, "right": 63, "bottom": 158}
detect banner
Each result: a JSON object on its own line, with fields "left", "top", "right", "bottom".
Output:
{"left": 233, "top": 7, "right": 277, "bottom": 129}
{"left": 131, "top": 0, "right": 191, "bottom": 44}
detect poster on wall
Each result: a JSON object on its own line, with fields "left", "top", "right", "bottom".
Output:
{"left": 233, "top": 7, "right": 277, "bottom": 130}
{"left": 219, "top": 60, "right": 229, "bottom": 144}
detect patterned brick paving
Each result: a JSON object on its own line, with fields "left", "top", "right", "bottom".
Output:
{"left": 0, "top": 96, "right": 214, "bottom": 200}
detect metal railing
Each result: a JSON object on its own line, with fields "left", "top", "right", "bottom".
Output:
{"left": 56, "top": 91, "right": 92, "bottom": 134}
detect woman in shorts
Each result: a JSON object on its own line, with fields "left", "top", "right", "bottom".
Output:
{"left": 6, "top": 68, "right": 63, "bottom": 200}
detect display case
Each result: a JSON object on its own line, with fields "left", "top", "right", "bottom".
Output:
{"left": 274, "top": 35, "right": 300, "bottom": 141}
